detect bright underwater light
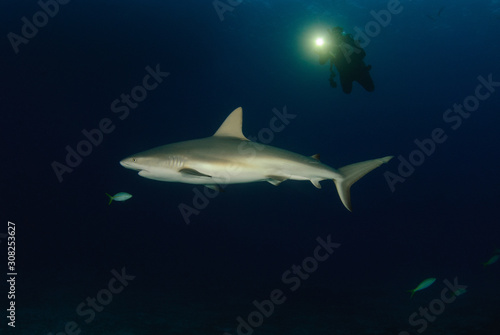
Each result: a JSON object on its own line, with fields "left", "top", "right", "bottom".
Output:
{"left": 315, "top": 37, "right": 324, "bottom": 46}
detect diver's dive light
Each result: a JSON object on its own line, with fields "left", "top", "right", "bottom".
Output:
{"left": 315, "top": 37, "right": 325, "bottom": 46}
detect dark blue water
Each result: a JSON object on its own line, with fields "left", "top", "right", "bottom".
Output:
{"left": 2, "top": 0, "right": 500, "bottom": 334}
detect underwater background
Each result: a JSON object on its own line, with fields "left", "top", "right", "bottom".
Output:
{"left": 2, "top": 0, "right": 500, "bottom": 334}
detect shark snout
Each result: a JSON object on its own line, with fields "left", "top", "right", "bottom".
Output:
{"left": 120, "top": 158, "right": 137, "bottom": 170}
{"left": 120, "top": 158, "right": 150, "bottom": 176}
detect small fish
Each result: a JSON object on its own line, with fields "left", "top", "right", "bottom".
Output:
{"left": 452, "top": 288, "right": 467, "bottom": 297}
{"left": 408, "top": 278, "right": 436, "bottom": 298}
{"left": 482, "top": 254, "right": 500, "bottom": 267}
{"left": 426, "top": 7, "right": 445, "bottom": 21}
{"left": 437, "top": 6, "right": 445, "bottom": 17}
{"left": 106, "top": 192, "right": 132, "bottom": 205}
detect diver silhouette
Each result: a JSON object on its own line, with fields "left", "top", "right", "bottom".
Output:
{"left": 316, "top": 26, "right": 374, "bottom": 94}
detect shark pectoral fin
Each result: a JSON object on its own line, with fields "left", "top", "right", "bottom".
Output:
{"left": 334, "top": 156, "right": 393, "bottom": 211}
{"left": 266, "top": 175, "right": 288, "bottom": 186}
{"left": 311, "top": 179, "right": 322, "bottom": 189}
{"left": 179, "top": 168, "right": 212, "bottom": 178}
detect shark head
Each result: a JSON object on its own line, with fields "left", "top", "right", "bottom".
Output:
{"left": 119, "top": 107, "right": 247, "bottom": 184}
{"left": 120, "top": 155, "right": 150, "bottom": 173}
{"left": 120, "top": 151, "right": 189, "bottom": 182}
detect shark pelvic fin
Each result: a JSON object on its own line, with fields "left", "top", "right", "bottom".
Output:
{"left": 179, "top": 168, "right": 212, "bottom": 178}
{"left": 333, "top": 156, "right": 393, "bottom": 211}
{"left": 266, "top": 175, "right": 288, "bottom": 186}
{"left": 213, "top": 107, "right": 249, "bottom": 140}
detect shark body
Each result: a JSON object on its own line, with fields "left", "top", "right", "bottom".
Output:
{"left": 120, "top": 107, "right": 392, "bottom": 211}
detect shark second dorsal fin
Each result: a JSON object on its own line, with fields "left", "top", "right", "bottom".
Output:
{"left": 213, "top": 107, "right": 249, "bottom": 140}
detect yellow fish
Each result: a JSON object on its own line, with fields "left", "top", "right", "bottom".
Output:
{"left": 483, "top": 254, "right": 500, "bottom": 267}
{"left": 408, "top": 278, "right": 436, "bottom": 298}
{"left": 106, "top": 192, "right": 132, "bottom": 205}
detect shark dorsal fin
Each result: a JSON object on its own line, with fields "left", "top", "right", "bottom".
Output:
{"left": 213, "top": 107, "right": 248, "bottom": 140}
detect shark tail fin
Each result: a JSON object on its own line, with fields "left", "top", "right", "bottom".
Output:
{"left": 333, "top": 156, "right": 393, "bottom": 211}
{"left": 105, "top": 193, "right": 113, "bottom": 205}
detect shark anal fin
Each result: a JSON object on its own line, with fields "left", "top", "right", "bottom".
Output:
{"left": 266, "top": 175, "right": 288, "bottom": 186}
{"left": 311, "top": 154, "right": 321, "bottom": 161}
{"left": 179, "top": 168, "right": 212, "bottom": 178}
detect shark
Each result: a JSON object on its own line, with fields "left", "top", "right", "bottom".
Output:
{"left": 120, "top": 107, "right": 393, "bottom": 211}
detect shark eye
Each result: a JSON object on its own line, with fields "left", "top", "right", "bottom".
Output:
{"left": 132, "top": 158, "right": 137, "bottom": 162}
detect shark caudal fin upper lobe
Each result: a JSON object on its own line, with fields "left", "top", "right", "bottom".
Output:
{"left": 333, "top": 156, "right": 393, "bottom": 211}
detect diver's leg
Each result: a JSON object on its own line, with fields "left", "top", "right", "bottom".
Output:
{"left": 357, "top": 69, "right": 374, "bottom": 92}
{"left": 329, "top": 61, "right": 337, "bottom": 88}
{"left": 355, "top": 63, "right": 374, "bottom": 92}
{"left": 339, "top": 72, "right": 353, "bottom": 94}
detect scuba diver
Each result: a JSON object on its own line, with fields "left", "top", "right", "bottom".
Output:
{"left": 316, "top": 26, "right": 374, "bottom": 94}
